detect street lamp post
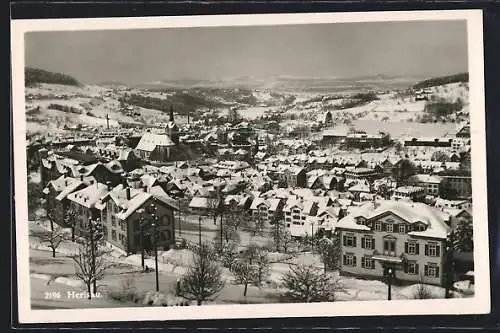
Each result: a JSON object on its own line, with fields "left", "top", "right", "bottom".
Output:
{"left": 384, "top": 266, "right": 395, "bottom": 300}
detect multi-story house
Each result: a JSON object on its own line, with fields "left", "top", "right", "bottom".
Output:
{"left": 42, "top": 175, "right": 95, "bottom": 226}
{"left": 283, "top": 198, "right": 319, "bottom": 237}
{"left": 408, "top": 174, "right": 443, "bottom": 196}
{"left": 66, "top": 181, "right": 111, "bottom": 238}
{"left": 336, "top": 200, "right": 451, "bottom": 286}
{"left": 391, "top": 186, "right": 426, "bottom": 202}
{"left": 95, "top": 184, "right": 178, "bottom": 254}
{"left": 250, "top": 198, "right": 285, "bottom": 225}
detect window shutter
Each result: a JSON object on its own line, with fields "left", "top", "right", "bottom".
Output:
{"left": 343, "top": 235, "right": 347, "bottom": 246}
{"left": 415, "top": 264, "right": 419, "bottom": 275}
{"left": 343, "top": 255, "right": 346, "bottom": 265}
{"left": 403, "top": 262, "right": 408, "bottom": 273}
{"left": 424, "top": 265, "right": 428, "bottom": 276}
{"left": 361, "top": 237, "right": 365, "bottom": 249}
{"left": 425, "top": 244, "right": 429, "bottom": 256}
{"left": 416, "top": 243, "right": 420, "bottom": 255}
{"left": 393, "top": 224, "right": 398, "bottom": 233}
{"left": 372, "top": 239, "right": 375, "bottom": 250}
{"left": 436, "top": 245, "right": 440, "bottom": 257}
{"left": 353, "top": 256, "right": 357, "bottom": 267}
{"left": 435, "top": 266, "right": 440, "bottom": 278}
{"left": 353, "top": 237, "right": 357, "bottom": 247}
{"left": 382, "top": 223, "right": 386, "bottom": 231}
{"left": 361, "top": 257, "right": 365, "bottom": 268}
{"left": 404, "top": 242, "right": 408, "bottom": 254}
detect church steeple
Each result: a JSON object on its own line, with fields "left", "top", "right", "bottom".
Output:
{"left": 169, "top": 105, "right": 174, "bottom": 122}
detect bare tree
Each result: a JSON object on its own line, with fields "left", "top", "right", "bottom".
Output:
{"left": 207, "top": 197, "right": 221, "bottom": 226}
{"left": 178, "top": 242, "right": 225, "bottom": 306}
{"left": 281, "top": 264, "right": 343, "bottom": 303}
{"left": 231, "top": 260, "right": 257, "bottom": 297}
{"left": 72, "top": 241, "right": 109, "bottom": 300}
{"left": 42, "top": 225, "right": 65, "bottom": 258}
{"left": 64, "top": 206, "right": 78, "bottom": 242}
{"left": 413, "top": 274, "right": 433, "bottom": 299}
{"left": 253, "top": 248, "right": 270, "bottom": 286}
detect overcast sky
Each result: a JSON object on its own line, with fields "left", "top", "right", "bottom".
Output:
{"left": 25, "top": 20, "right": 468, "bottom": 85}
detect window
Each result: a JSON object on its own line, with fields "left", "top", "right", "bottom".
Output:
{"left": 404, "top": 262, "right": 419, "bottom": 275}
{"left": 374, "top": 222, "right": 382, "bottom": 231}
{"left": 405, "top": 242, "right": 420, "bottom": 255}
{"left": 111, "top": 230, "right": 117, "bottom": 241}
{"left": 425, "top": 243, "right": 440, "bottom": 257}
{"left": 385, "top": 223, "right": 393, "bottom": 233}
{"left": 383, "top": 239, "right": 397, "bottom": 256}
{"left": 286, "top": 211, "right": 291, "bottom": 216}
{"left": 343, "top": 234, "right": 357, "bottom": 247}
{"left": 285, "top": 217, "right": 292, "bottom": 222}
{"left": 424, "top": 263, "right": 440, "bottom": 278}
{"left": 361, "top": 236, "right": 374, "bottom": 249}
{"left": 111, "top": 217, "right": 116, "bottom": 227}
{"left": 301, "top": 216, "right": 306, "bottom": 220}
{"left": 343, "top": 254, "right": 356, "bottom": 267}
{"left": 361, "top": 256, "right": 375, "bottom": 269}
{"left": 398, "top": 224, "right": 406, "bottom": 233}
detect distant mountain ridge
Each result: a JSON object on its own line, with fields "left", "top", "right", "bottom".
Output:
{"left": 25, "top": 67, "right": 81, "bottom": 87}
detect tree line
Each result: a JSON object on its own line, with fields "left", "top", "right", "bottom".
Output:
{"left": 25, "top": 67, "right": 81, "bottom": 87}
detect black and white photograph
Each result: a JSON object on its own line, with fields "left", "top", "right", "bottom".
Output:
{"left": 11, "top": 10, "right": 490, "bottom": 323}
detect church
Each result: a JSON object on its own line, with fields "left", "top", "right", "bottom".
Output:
{"left": 135, "top": 106, "right": 180, "bottom": 162}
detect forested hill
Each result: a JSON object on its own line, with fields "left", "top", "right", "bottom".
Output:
{"left": 25, "top": 67, "right": 81, "bottom": 87}
{"left": 413, "top": 73, "right": 468, "bottom": 89}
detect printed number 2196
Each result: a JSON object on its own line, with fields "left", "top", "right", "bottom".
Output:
{"left": 44, "top": 291, "right": 61, "bottom": 299}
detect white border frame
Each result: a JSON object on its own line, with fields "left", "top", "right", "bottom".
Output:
{"left": 11, "top": 10, "right": 490, "bottom": 324}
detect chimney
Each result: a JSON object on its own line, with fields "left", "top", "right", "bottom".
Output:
{"left": 80, "top": 175, "right": 84, "bottom": 181}
{"left": 106, "top": 181, "right": 112, "bottom": 191}
{"left": 126, "top": 187, "right": 131, "bottom": 200}
{"left": 143, "top": 185, "right": 148, "bottom": 193}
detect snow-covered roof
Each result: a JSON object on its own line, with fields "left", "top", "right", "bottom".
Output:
{"left": 67, "top": 182, "right": 109, "bottom": 209}
{"left": 337, "top": 200, "right": 450, "bottom": 239}
{"left": 135, "top": 133, "right": 175, "bottom": 152}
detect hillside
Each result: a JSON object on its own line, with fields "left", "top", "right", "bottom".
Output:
{"left": 413, "top": 73, "right": 468, "bottom": 89}
{"left": 25, "top": 67, "right": 81, "bottom": 87}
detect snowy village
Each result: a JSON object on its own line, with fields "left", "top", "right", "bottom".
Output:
{"left": 23, "top": 22, "right": 476, "bottom": 309}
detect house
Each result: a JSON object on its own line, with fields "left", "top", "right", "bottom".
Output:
{"left": 66, "top": 182, "right": 111, "bottom": 238}
{"left": 283, "top": 198, "right": 319, "bottom": 237}
{"left": 250, "top": 198, "right": 285, "bottom": 225}
{"left": 345, "top": 132, "right": 391, "bottom": 149}
{"left": 408, "top": 174, "right": 443, "bottom": 196}
{"left": 95, "top": 184, "right": 178, "bottom": 253}
{"left": 404, "top": 137, "right": 453, "bottom": 148}
{"left": 336, "top": 200, "right": 451, "bottom": 286}
{"left": 322, "top": 128, "right": 348, "bottom": 146}
{"left": 284, "top": 166, "right": 307, "bottom": 188}
{"left": 391, "top": 186, "right": 426, "bottom": 202}
{"left": 135, "top": 133, "right": 175, "bottom": 162}
{"left": 344, "top": 167, "right": 380, "bottom": 182}
{"left": 188, "top": 196, "right": 221, "bottom": 215}
{"left": 42, "top": 175, "right": 93, "bottom": 226}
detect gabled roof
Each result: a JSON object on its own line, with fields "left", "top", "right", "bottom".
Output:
{"left": 337, "top": 200, "right": 451, "bottom": 239}
{"left": 67, "top": 182, "right": 109, "bottom": 209}
{"left": 136, "top": 133, "right": 175, "bottom": 152}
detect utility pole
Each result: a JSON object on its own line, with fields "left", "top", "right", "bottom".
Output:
{"left": 106, "top": 114, "right": 110, "bottom": 129}
{"left": 220, "top": 213, "right": 223, "bottom": 250}
{"left": 153, "top": 217, "right": 159, "bottom": 292}
{"left": 178, "top": 198, "right": 182, "bottom": 237}
{"left": 137, "top": 208, "right": 145, "bottom": 271}
{"left": 198, "top": 216, "right": 202, "bottom": 248}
